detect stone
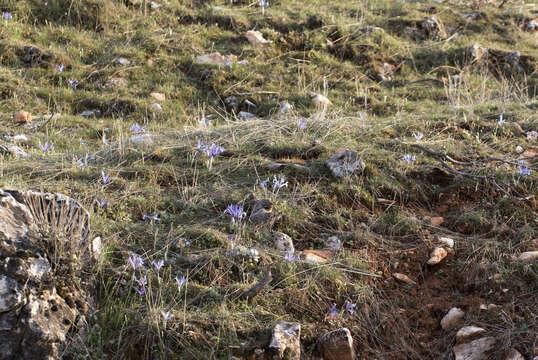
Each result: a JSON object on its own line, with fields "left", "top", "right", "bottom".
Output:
{"left": 91, "top": 236, "right": 102, "bottom": 261}
{"left": 233, "top": 246, "right": 260, "bottom": 263}
{"left": 128, "top": 134, "right": 154, "bottom": 148}
{"left": 245, "top": 30, "right": 271, "bottom": 46}
{"left": 105, "top": 77, "right": 128, "bottom": 88}
{"left": 13, "top": 110, "right": 32, "bottom": 124}
{"left": 393, "top": 273, "right": 416, "bottom": 285}
{"left": 504, "top": 348, "right": 524, "bottom": 360}
{"left": 310, "top": 92, "right": 332, "bottom": 108}
{"left": 421, "top": 16, "right": 447, "bottom": 39}
{"left": 439, "top": 237, "right": 454, "bottom": 248}
{"left": 274, "top": 232, "right": 294, "bottom": 253}
{"left": 317, "top": 328, "right": 354, "bottom": 360}
{"left": 238, "top": 111, "right": 256, "bottom": 120}
{"left": 150, "top": 92, "right": 166, "bottom": 102}
{"left": 114, "top": 57, "right": 131, "bottom": 66}
{"left": 469, "top": 44, "right": 488, "bottom": 63}
{"left": 0, "top": 189, "right": 92, "bottom": 359}
{"left": 268, "top": 321, "right": 301, "bottom": 359}
{"left": 224, "top": 96, "right": 239, "bottom": 112}
{"left": 326, "top": 150, "right": 365, "bottom": 178}
{"left": 527, "top": 19, "right": 538, "bottom": 31}
{"left": 303, "top": 250, "right": 334, "bottom": 264}
{"left": 517, "top": 251, "right": 538, "bottom": 262}
{"left": 4, "top": 134, "right": 29, "bottom": 143}
{"left": 456, "top": 326, "right": 487, "bottom": 343}
{"left": 276, "top": 102, "right": 293, "bottom": 116}
{"left": 150, "top": 103, "right": 163, "bottom": 112}
{"left": 80, "top": 109, "right": 102, "bottom": 117}
{"left": 430, "top": 216, "right": 444, "bottom": 227}
{"left": 360, "top": 26, "right": 384, "bottom": 33}
{"left": 427, "top": 247, "right": 448, "bottom": 265}
{"left": 453, "top": 337, "right": 495, "bottom": 360}
{"left": 196, "top": 52, "right": 236, "bottom": 66}
{"left": 325, "top": 236, "right": 342, "bottom": 251}
{"left": 441, "top": 307, "right": 465, "bottom": 330}
{"left": 0, "top": 142, "right": 28, "bottom": 158}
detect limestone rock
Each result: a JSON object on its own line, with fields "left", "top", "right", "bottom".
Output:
{"left": 80, "top": 109, "right": 101, "bottom": 117}
{"left": 150, "top": 103, "right": 163, "bottom": 112}
{"left": 13, "top": 110, "right": 32, "bottom": 124}
{"left": 326, "top": 150, "right": 365, "bottom": 178}
{"left": 456, "top": 326, "right": 486, "bottom": 343}
{"left": 150, "top": 92, "right": 166, "bottom": 102}
{"left": 0, "top": 142, "right": 28, "bottom": 158}
{"left": 441, "top": 307, "right": 465, "bottom": 330}
{"left": 439, "top": 237, "right": 454, "bottom": 248}
{"left": 427, "top": 247, "right": 447, "bottom": 265}
{"left": 504, "top": 348, "right": 524, "bottom": 360}
{"left": 105, "top": 77, "right": 127, "bottom": 88}
{"left": 453, "top": 337, "right": 495, "bottom": 360}
{"left": 325, "top": 236, "right": 342, "bottom": 251}
{"left": 393, "top": 273, "right": 416, "bottom": 285}
{"left": 196, "top": 52, "right": 236, "bottom": 66}
{"left": 517, "top": 251, "right": 538, "bottom": 262}
{"left": 91, "top": 236, "right": 102, "bottom": 261}
{"left": 245, "top": 30, "right": 271, "bottom": 46}
{"left": 469, "top": 44, "right": 488, "bottom": 63}
{"left": 268, "top": 321, "right": 301, "bottom": 360}
{"left": 250, "top": 199, "right": 280, "bottom": 226}
{"left": 114, "top": 57, "right": 131, "bottom": 66}
{"left": 317, "top": 328, "right": 354, "bottom": 360}
{"left": 274, "top": 232, "right": 294, "bottom": 253}
{"left": 303, "top": 250, "right": 334, "bottom": 264}
{"left": 0, "top": 189, "right": 92, "bottom": 359}
{"left": 278, "top": 102, "right": 293, "bottom": 115}
{"left": 310, "top": 92, "right": 332, "bottom": 109}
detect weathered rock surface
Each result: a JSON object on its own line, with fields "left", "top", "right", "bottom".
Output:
{"left": 453, "top": 337, "right": 495, "bottom": 360}
{"left": 325, "top": 236, "right": 342, "bottom": 251}
{"left": 250, "top": 199, "right": 280, "bottom": 226}
{"left": 393, "top": 273, "right": 416, "bottom": 285}
{"left": 13, "top": 110, "right": 32, "bottom": 124}
{"left": 441, "top": 307, "right": 465, "bottom": 330}
{"left": 326, "top": 150, "right": 365, "bottom": 178}
{"left": 456, "top": 326, "right": 486, "bottom": 343}
{"left": 273, "top": 232, "right": 294, "bottom": 253}
{"left": 245, "top": 30, "right": 271, "bottom": 47}
{"left": 0, "top": 142, "right": 28, "bottom": 158}
{"left": 0, "top": 189, "right": 93, "bottom": 360}
{"left": 517, "top": 251, "right": 538, "bottom": 262}
{"left": 504, "top": 348, "right": 524, "bottom": 360}
{"left": 268, "top": 321, "right": 301, "bottom": 359}
{"left": 427, "top": 247, "right": 448, "bottom": 265}
{"left": 317, "top": 328, "right": 354, "bottom": 360}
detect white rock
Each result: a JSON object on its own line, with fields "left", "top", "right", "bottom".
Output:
{"left": 114, "top": 57, "right": 131, "bottom": 66}
{"left": 27, "top": 257, "right": 51, "bottom": 280}
{"left": 0, "top": 276, "right": 23, "bottom": 313}
{"left": 274, "top": 232, "right": 294, "bottom": 253}
{"left": 268, "top": 321, "right": 301, "bottom": 360}
{"left": 310, "top": 92, "right": 332, "bottom": 108}
{"left": 196, "top": 52, "right": 236, "bottom": 66}
{"left": 517, "top": 251, "right": 538, "bottom": 262}
{"left": 277, "top": 102, "right": 293, "bottom": 115}
{"left": 317, "top": 328, "right": 355, "bottom": 360}
{"left": 427, "top": 247, "right": 447, "bottom": 265}
{"left": 515, "top": 145, "right": 524, "bottom": 153}
{"left": 150, "top": 92, "right": 166, "bottom": 102}
{"left": 393, "top": 273, "right": 416, "bottom": 285}
{"left": 504, "top": 348, "right": 524, "bottom": 360}
{"left": 441, "top": 307, "right": 465, "bottom": 330}
{"left": 150, "top": 103, "right": 163, "bottom": 112}
{"left": 80, "top": 109, "right": 101, "bottom": 117}
{"left": 326, "top": 150, "right": 365, "bottom": 178}
{"left": 453, "top": 337, "right": 495, "bottom": 360}
{"left": 91, "top": 236, "right": 102, "bottom": 260}
{"left": 456, "top": 326, "right": 486, "bottom": 342}
{"left": 238, "top": 111, "right": 256, "bottom": 120}
{"left": 4, "top": 134, "right": 29, "bottom": 143}
{"left": 245, "top": 30, "right": 271, "bottom": 47}
{"left": 325, "top": 236, "right": 342, "bottom": 251}
{"left": 439, "top": 237, "right": 454, "bottom": 248}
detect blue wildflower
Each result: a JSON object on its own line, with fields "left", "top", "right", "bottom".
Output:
{"left": 2, "top": 12, "right": 12, "bottom": 21}
{"left": 297, "top": 118, "right": 307, "bottom": 130}
{"left": 272, "top": 175, "right": 288, "bottom": 193}
{"left": 67, "top": 79, "right": 79, "bottom": 90}
{"left": 412, "top": 132, "right": 423, "bottom": 141}
{"left": 143, "top": 213, "right": 160, "bottom": 222}
{"left": 517, "top": 164, "right": 530, "bottom": 177}
{"left": 161, "top": 310, "right": 174, "bottom": 325}
{"left": 497, "top": 114, "right": 506, "bottom": 125}
{"left": 284, "top": 251, "right": 300, "bottom": 263}
{"left": 152, "top": 259, "right": 164, "bottom": 275}
{"left": 126, "top": 254, "right": 144, "bottom": 271}
{"left": 345, "top": 300, "right": 356, "bottom": 315}
{"left": 38, "top": 140, "right": 54, "bottom": 153}
{"left": 328, "top": 303, "right": 339, "bottom": 318}
{"left": 133, "top": 285, "right": 145, "bottom": 295}
{"left": 403, "top": 154, "right": 416, "bottom": 163}
{"left": 101, "top": 171, "right": 114, "bottom": 185}
{"left": 56, "top": 64, "right": 64, "bottom": 72}
{"left": 130, "top": 123, "right": 145, "bottom": 134}
{"left": 95, "top": 198, "right": 109, "bottom": 208}
{"left": 175, "top": 275, "right": 186, "bottom": 291}
{"left": 224, "top": 204, "right": 247, "bottom": 223}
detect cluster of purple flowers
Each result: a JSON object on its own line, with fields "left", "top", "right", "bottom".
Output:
{"left": 196, "top": 139, "right": 225, "bottom": 159}
{"left": 2, "top": 12, "right": 12, "bottom": 21}
{"left": 284, "top": 251, "right": 300, "bottom": 263}
{"left": 130, "top": 123, "right": 145, "bottom": 134}
{"left": 224, "top": 204, "right": 247, "bottom": 224}
{"left": 67, "top": 79, "right": 79, "bottom": 90}
{"left": 258, "top": 175, "right": 288, "bottom": 194}
{"left": 328, "top": 300, "right": 356, "bottom": 318}
{"left": 38, "top": 140, "right": 54, "bottom": 153}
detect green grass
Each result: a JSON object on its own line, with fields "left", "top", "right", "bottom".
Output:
{"left": 1, "top": 0, "right": 537, "bottom": 359}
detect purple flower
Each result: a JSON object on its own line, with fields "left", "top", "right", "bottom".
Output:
{"left": 257, "top": 178, "right": 270, "bottom": 190}
{"left": 133, "top": 285, "right": 145, "bottom": 295}
{"left": 130, "top": 123, "right": 145, "bottom": 134}
{"left": 152, "top": 259, "right": 164, "bottom": 275}
{"left": 297, "top": 118, "right": 307, "bottom": 130}
{"left": 224, "top": 204, "right": 247, "bottom": 223}
{"left": 2, "top": 12, "right": 12, "bottom": 21}
{"left": 126, "top": 254, "right": 144, "bottom": 271}
{"left": 272, "top": 175, "right": 288, "bottom": 193}
{"left": 67, "top": 79, "right": 79, "bottom": 90}
{"left": 345, "top": 300, "right": 356, "bottom": 315}
{"left": 284, "top": 251, "right": 300, "bottom": 263}
{"left": 77, "top": 154, "right": 94, "bottom": 168}
{"left": 175, "top": 275, "right": 186, "bottom": 291}
{"left": 56, "top": 64, "right": 64, "bottom": 73}
{"left": 497, "top": 114, "right": 506, "bottom": 125}
{"left": 403, "top": 154, "right": 416, "bottom": 163}
{"left": 412, "top": 132, "right": 423, "bottom": 141}
{"left": 328, "top": 303, "right": 339, "bottom": 318}
{"left": 204, "top": 143, "right": 225, "bottom": 159}
{"left": 517, "top": 164, "right": 530, "bottom": 177}
{"left": 224, "top": 57, "right": 233, "bottom": 69}
{"left": 259, "top": 0, "right": 269, "bottom": 7}
{"left": 101, "top": 171, "right": 114, "bottom": 185}
{"left": 38, "top": 140, "right": 54, "bottom": 153}
{"left": 95, "top": 198, "right": 109, "bottom": 208}
{"left": 143, "top": 213, "right": 160, "bottom": 222}
{"left": 161, "top": 310, "right": 174, "bottom": 325}
{"left": 135, "top": 275, "right": 147, "bottom": 287}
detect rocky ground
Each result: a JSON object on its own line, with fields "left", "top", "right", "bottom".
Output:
{"left": 0, "top": 0, "right": 537, "bottom": 359}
